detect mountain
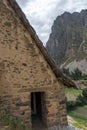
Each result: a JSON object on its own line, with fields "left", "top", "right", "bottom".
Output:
{"left": 46, "top": 10, "right": 87, "bottom": 74}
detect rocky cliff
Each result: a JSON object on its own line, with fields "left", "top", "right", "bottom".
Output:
{"left": 46, "top": 10, "right": 87, "bottom": 70}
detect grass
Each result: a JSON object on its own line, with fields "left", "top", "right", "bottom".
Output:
{"left": 69, "top": 111, "right": 87, "bottom": 121}
{"left": 66, "top": 88, "right": 87, "bottom": 129}
{"left": 73, "top": 121, "right": 87, "bottom": 130}
{"left": 65, "top": 88, "right": 82, "bottom": 94}
{"left": 65, "top": 88, "right": 82, "bottom": 101}
{"left": 0, "top": 112, "right": 30, "bottom": 130}
{"left": 69, "top": 112, "right": 87, "bottom": 129}
{"left": 74, "top": 106, "right": 87, "bottom": 117}
{"left": 68, "top": 105, "right": 87, "bottom": 129}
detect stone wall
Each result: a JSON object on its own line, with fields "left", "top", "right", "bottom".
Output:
{"left": 0, "top": 0, "right": 67, "bottom": 128}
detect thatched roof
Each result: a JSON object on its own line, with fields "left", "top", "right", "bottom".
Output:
{"left": 7, "top": 0, "right": 77, "bottom": 88}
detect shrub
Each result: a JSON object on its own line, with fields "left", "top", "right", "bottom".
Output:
{"left": 63, "top": 67, "right": 87, "bottom": 80}
{"left": 81, "top": 74, "right": 87, "bottom": 80}
{"left": 82, "top": 88, "right": 87, "bottom": 98}
{"left": 66, "top": 88, "right": 87, "bottom": 111}
{"left": 70, "top": 68, "right": 82, "bottom": 80}
{"left": 66, "top": 100, "right": 77, "bottom": 111}
{"left": 82, "top": 88, "right": 87, "bottom": 104}
{"left": 76, "top": 95, "right": 84, "bottom": 106}
{"left": 62, "top": 68, "right": 70, "bottom": 76}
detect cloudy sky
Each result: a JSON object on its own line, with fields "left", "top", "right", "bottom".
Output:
{"left": 16, "top": 0, "right": 87, "bottom": 45}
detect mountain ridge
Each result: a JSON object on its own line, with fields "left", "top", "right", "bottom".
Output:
{"left": 46, "top": 9, "right": 87, "bottom": 73}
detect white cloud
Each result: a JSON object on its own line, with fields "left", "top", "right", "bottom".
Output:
{"left": 16, "top": 0, "right": 87, "bottom": 45}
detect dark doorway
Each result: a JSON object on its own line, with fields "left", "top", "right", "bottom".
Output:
{"left": 31, "top": 92, "right": 44, "bottom": 128}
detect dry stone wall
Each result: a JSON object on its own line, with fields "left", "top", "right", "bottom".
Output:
{"left": 0, "top": 0, "right": 67, "bottom": 128}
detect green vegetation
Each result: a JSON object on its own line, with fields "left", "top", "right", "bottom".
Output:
{"left": 63, "top": 68, "right": 87, "bottom": 80}
{"left": 0, "top": 112, "right": 30, "bottom": 130}
{"left": 66, "top": 88, "right": 87, "bottom": 129}
{"left": 68, "top": 106, "right": 87, "bottom": 129}
{"left": 66, "top": 88, "right": 87, "bottom": 111}
{"left": 70, "top": 68, "right": 82, "bottom": 80}
{"left": 65, "top": 88, "right": 82, "bottom": 94}
{"left": 76, "top": 88, "right": 87, "bottom": 106}
{"left": 65, "top": 88, "right": 82, "bottom": 101}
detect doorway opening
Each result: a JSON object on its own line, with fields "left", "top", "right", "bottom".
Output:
{"left": 31, "top": 92, "right": 45, "bottom": 128}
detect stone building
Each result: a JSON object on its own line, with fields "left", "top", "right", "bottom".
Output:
{"left": 0, "top": 0, "right": 76, "bottom": 129}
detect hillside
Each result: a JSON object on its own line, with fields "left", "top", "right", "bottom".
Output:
{"left": 46, "top": 10, "right": 87, "bottom": 73}
{"left": 65, "top": 88, "right": 87, "bottom": 129}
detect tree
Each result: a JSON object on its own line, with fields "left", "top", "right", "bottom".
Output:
{"left": 82, "top": 88, "right": 87, "bottom": 104}
{"left": 62, "top": 68, "right": 70, "bottom": 76}
{"left": 71, "top": 68, "right": 82, "bottom": 80}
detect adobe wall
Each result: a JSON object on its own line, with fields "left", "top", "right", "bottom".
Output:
{"left": 0, "top": 1, "right": 67, "bottom": 128}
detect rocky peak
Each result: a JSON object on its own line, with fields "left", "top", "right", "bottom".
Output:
{"left": 46, "top": 10, "right": 87, "bottom": 65}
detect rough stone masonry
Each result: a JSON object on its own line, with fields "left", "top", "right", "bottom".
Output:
{"left": 0, "top": 0, "right": 73, "bottom": 129}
